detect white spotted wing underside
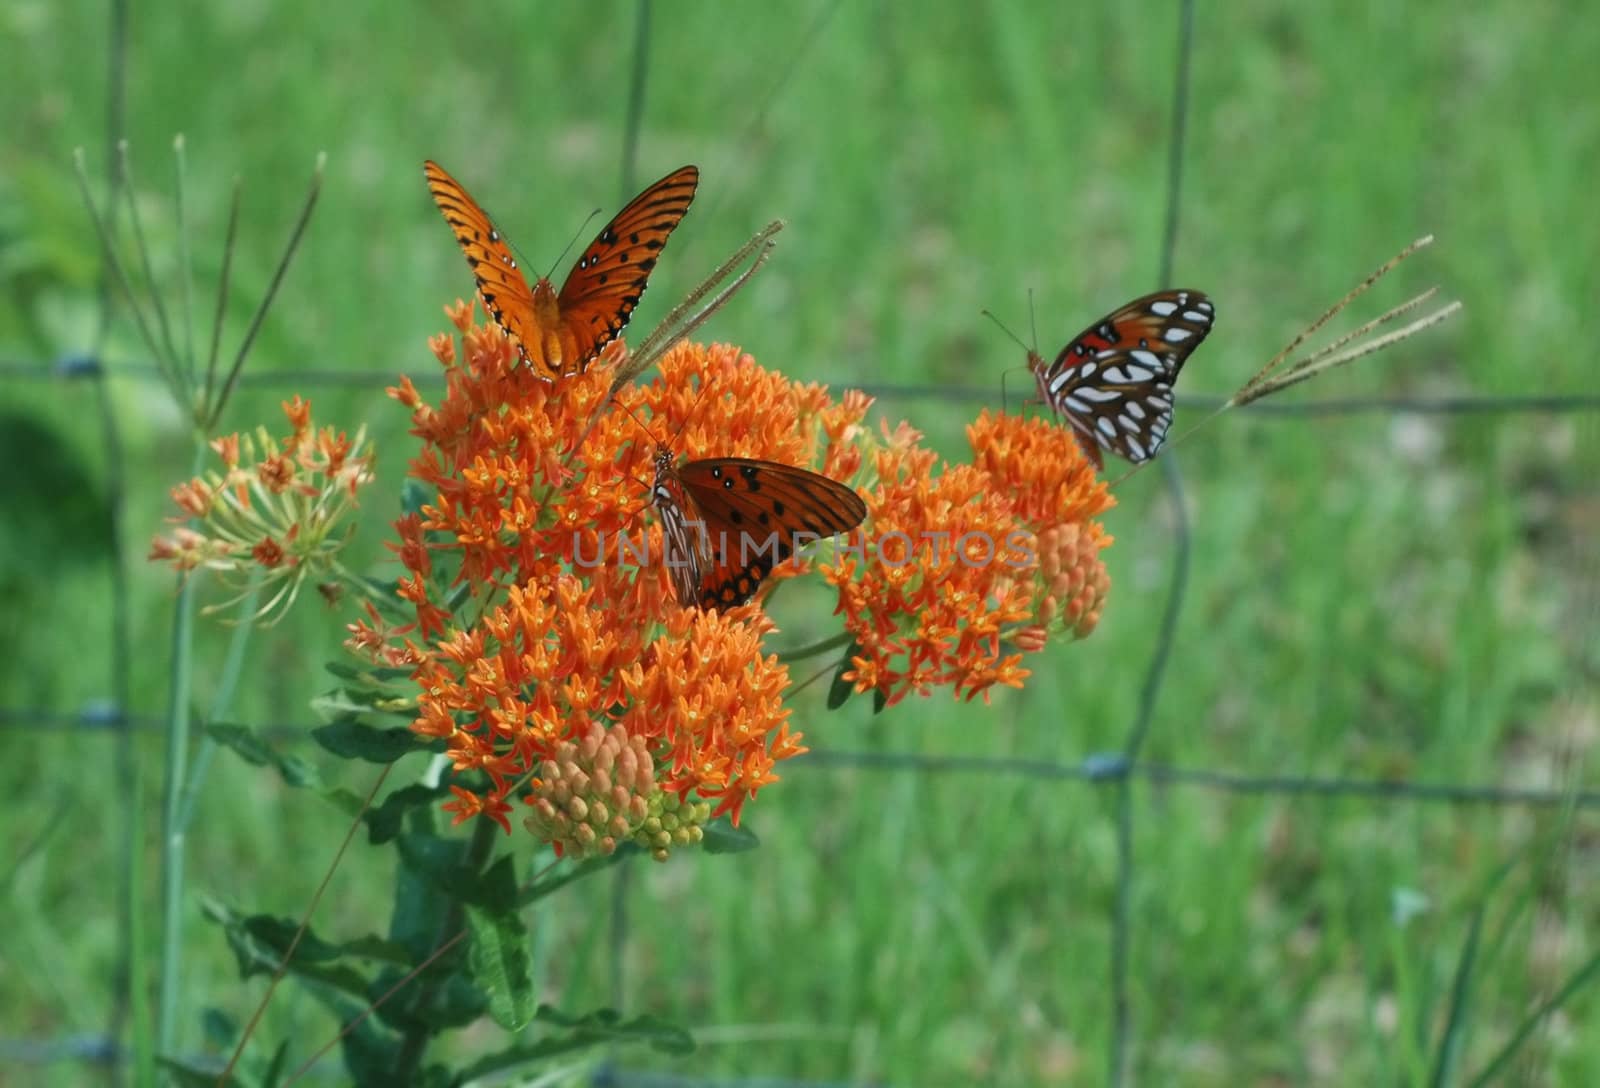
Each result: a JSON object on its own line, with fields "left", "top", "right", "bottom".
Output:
{"left": 1031, "top": 289, "right": 1215, "bottom": 469}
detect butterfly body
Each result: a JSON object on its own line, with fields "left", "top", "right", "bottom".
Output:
{"left": 649, "top": 448, "right": 867, "bottom": 611}
{"left": 1028, "top": 289, "right": 1215, "bottom": 469}
{"left": 424, "top": 160, "right": 699, "bottom": 378}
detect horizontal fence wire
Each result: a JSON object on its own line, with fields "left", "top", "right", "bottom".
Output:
{"left": 9, "top": 707, "right": 1600, "bottom": 811}
{"left": 5, "top": 357, "right": 1600, "bottom": 415}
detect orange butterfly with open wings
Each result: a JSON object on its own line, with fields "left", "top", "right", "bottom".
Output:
{"left": 424, "top": 160, "right": 699, "bottom": 378}
{"left": 649, "top": 446, "right": 867, "bottom": 611}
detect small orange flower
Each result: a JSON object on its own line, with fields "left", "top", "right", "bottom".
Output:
{"left": 251, "top": 536, "right": 286, "bottom": 568}
{"left": 149, "top": 399, "right": 376, "bottom": 623}
{"left": 824, "top": 409, "right": 1114, "bottom": 706}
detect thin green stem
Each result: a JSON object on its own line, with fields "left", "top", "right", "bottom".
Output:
{"left": 173, "top": 134, "right": 196, "bottom": 380}
{"left": 117, "top": 141, "right": 189, "bottom": 403}
{"left": 202, "top": 176, "right": 241, "bottom": 423}
{"left": 128, "top": 766, "right": 155, "bottom": 1088}
{"left": 619, "top": 220, "right": 782, "bottom": 389}
{"left": 777, "top": 629, "right": 853, "bottom": 665}
{"left": 71, "top": 149, "right": 166, "bottom": 380}
{"left": 91, "top": 360, "right": 138, "bottom": 1082}
{"left": 206, "top": 153, "right": 325, "bottom": 432}
{"left": 1468, "top": 948, "right": 1600, "bottom": 1086}
{"left": 176, "top": 580, "right": 261, "bottom": 832}
{"left": 155, "top": 554, "right": 200, "bottom": 1055}
{"left": 222, "top": 764, "right": 395, "bottom": 1085}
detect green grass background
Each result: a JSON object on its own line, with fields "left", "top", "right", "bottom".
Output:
{"left": 3, "top": 0, "right": 1598, "bottom": 1083}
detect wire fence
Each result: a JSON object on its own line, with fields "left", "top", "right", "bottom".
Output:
{"left": 13, "top": 355, "right": 1600, "bottom": 417}
{"left": 6, "top": 0, "right": 1600, "bottom": 1084}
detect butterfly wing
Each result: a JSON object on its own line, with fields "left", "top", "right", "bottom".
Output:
{"left": 556, "top": 165, "right": 700, "bottom": 366}
{"left": 1034, "top": 289, "right": 1215, "bottom": 467}
{"left": 423, "top": 160, "right": 550, "bottom": 371}
{"left": 651, "top": 458, "right": 712, "bottom": 608}
{"left": 673, "top": 458, "right": 867, "bottom": 610}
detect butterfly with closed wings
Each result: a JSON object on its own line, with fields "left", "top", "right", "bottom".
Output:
{"left": 615, "top": 380, "right": 867, "bottom": 612}
{"left": 648, "top": 446, "right": 867, "bottom": 612}
{"left": 424, "top": 159, "right": 699, "bottom": 379}
{"left": 1026, "top": 289, "right": 1215, "bottom": 469}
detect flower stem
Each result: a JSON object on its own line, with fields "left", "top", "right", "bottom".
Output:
{"left": 155, "top": 571, "right": 197, "bottom": 1055}
{"left": 777, "top": 629, "right": 854, "bottom": 665}
{"left": 205, "top": 153, "right": 325, "bottom": 432}
{"left": 176, "top": 580, "right": 260, "bottom": 832}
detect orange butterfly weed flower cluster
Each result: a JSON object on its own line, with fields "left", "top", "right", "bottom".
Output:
{"left": 149, "top": 397, "right": 376, "bottom": 621}
{"left": 366, "top": 305, "right": 867, "bottom": 850}
{"left": 825, "top": 409, "right": 1113, "bottom": 707}
{"left": 366, "top": 299, "right": 1114, "bottom": 849}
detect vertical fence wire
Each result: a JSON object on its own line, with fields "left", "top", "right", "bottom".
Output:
{"left": 1108, "top": 0, "right": 1198, "bottom": 1082}
{"left": 92, "top": 0, "right": 135, "bottom": 1079}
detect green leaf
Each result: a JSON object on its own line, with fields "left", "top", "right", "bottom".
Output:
{"left": 199, "top": 898, "right": 412, "bottom": 1004}
{"left": 321, "top": 786, "right": 367, "bottom": 818}
{"left": 537, "top": 1005, "right": 695, "bottom": 1054}
{"left": 826, "top": 637, "right": 865, "bottom": 710}
{"left": 259, "top": 1042, "right": 289, "bottom": 1088}
{"left": 394, "top": 831, "right": 469, "bottom": 889}
{"left": 703, "top": 819, "right": 760, "bottom": 854}
{"left": 388, "top": 823, "right": 450, "bottom": 965}
{"left": 464, "top": 857, "right": 535, "bottom": 1030}
{"left": 207, "top": 722, "right": 323, "bottom": 789}
{"left": 396, "top": 833, "right": 534, "bottom": 913}
{"left": 157, "top": 1057, "right": 241, "bottom": 1088}
{"left": 458, "top": 1006, "right": 694, "bottom": 1081}
{"left": 362, "top": 965, "right": 485, "bottom": 1036}
{"left": 300, "top": 988, "right": 403, "bottom": 1088}
{"left": 365, "top": 782, "right": 452, "bottom": 844}
{"left": 312, "top": 719, "right": 422, "bottom": 763}
{"left": 311, "top": 685, "right": 418, "bottom": 723}
{"left": 323, "top": 660, "right": 416, "bottom": 686}
{"left": 1430, "top": 882, "right": 1492, "bottom": 1088}
{"left": 873, "top": 686, "right": 888, "bottom": 714}
{"left": 199, "top": 1006, "right": 238, "bottom": 1049}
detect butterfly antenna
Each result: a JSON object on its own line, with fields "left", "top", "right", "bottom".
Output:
{"left": 612, "top": 391, "right": 663, "bottom": 448}
{"left": 664, "top": 369, "right": 718, "bottom": 454}
{"left": 1027, "top": 288, "right": 1040, "bottom": 354}
{"left": 546, "top": 208, "right": 603, "bottom": 281}
{"left": 980, "top": 308, "right": 1031, "bottom": 355}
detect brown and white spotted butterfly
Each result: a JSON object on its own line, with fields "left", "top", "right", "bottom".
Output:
{"left": 424, "top": 159, "right": 698, "bottom": 379}
{"left": 1028, "top": 289, "right": 1215, "bottom": 469}
{"left": 648, "top": 447, "right": 867, "bottom": 612}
